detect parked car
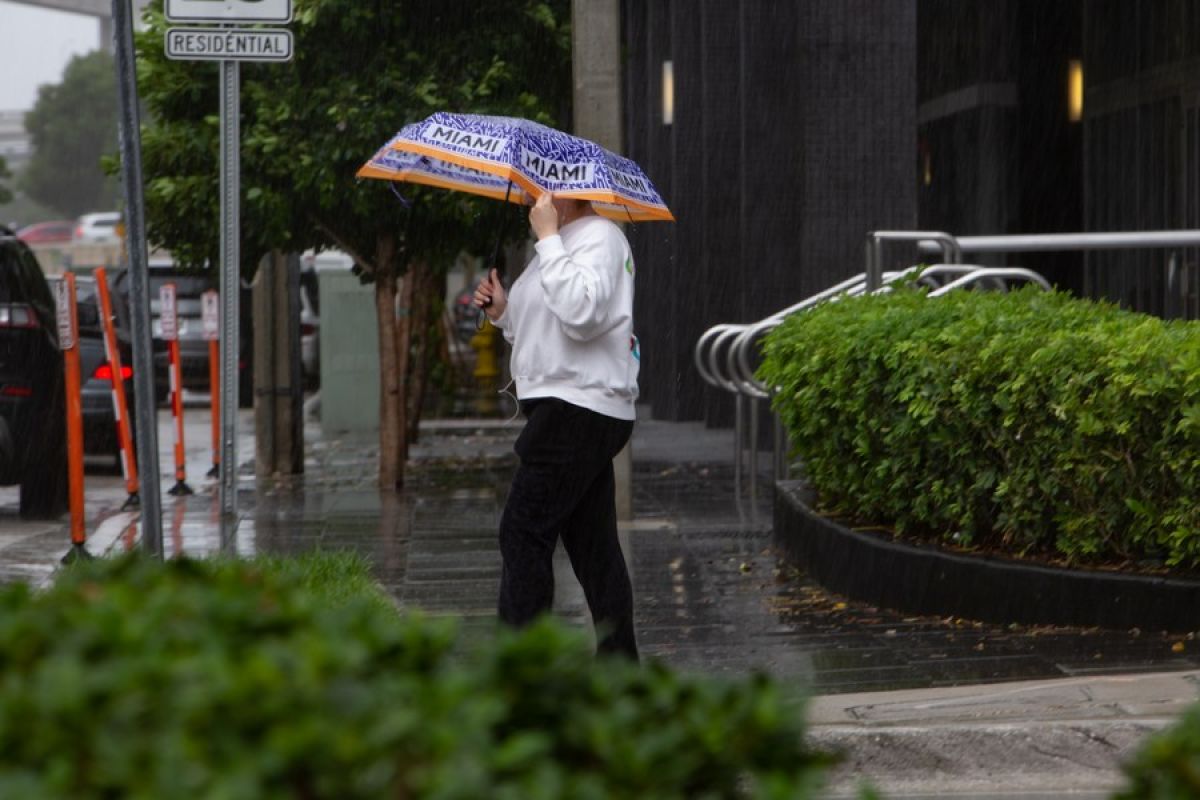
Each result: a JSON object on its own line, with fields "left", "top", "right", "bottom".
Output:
{"left": 0, "top": 225, "right": 66, "bottom": 518}
{"left": 46, "top": 275, "right": 138, "bottom": 467}
{"left": 16, "top": 220, "right": 75, "bottom": 245}
{"left": 73, "top": 212, "right": 122, "bottom": 245}
{"left": 110, "top": 262, "right": 254, "bottom": 407}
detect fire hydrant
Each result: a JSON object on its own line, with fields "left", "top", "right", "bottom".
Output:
{"left": 469, "top": 319, "right": 500, "bottom": 416}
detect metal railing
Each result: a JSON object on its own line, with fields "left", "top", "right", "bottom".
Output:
{"left": 913, "top": 229, "right": 1200, "bottom": 257}
{"left": 694, "top": 256, "right": 1053, "bottom": 500}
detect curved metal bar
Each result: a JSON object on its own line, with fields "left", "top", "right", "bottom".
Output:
{"left": 927, "top": 267, "right": 1052, "bottom": 296}
{"left": 867, "top": 230, "right": 962, "bottom": 290}
{"left": 708, "top": 325, "right": 754, "bottom": 394}
{"left": 694, "top": 323, "right": 741, "bottom": 388}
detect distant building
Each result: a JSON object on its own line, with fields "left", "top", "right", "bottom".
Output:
{"left": 0, "top": 111, "right": 31, "bottom": 174}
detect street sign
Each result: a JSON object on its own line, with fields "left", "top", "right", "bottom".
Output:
{"left": 201, "top": 290, "right": 220, "bottom": 340}
{"left": 166, "top": 27, "right": 293, "bottom": 62}
{"left": 55, "top": 278, "right": 75, "bottom": 351}
{"left": 159, "top": 284, "right": 178, "bottom": 341}
{"left": 165, "top": 0, "right": 292, "bottom": 23}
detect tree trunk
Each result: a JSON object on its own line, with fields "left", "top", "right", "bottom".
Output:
{"left": 394, "top": 260, "right": 416, "bottom": 476}
{"left": 374, "top": 235, "right": 402, "bottom": 490}
{"left": 406, "top": 261, "right": 442, "bottom": 444}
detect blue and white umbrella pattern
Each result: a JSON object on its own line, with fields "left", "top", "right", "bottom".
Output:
{"left": 357, "top": 112, "right": 674, "bottom": 223}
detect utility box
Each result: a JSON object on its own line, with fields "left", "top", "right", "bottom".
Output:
{"left": 318, "top": 256, "right": 378, "bottom": 434}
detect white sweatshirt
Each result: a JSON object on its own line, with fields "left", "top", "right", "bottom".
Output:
{"left": 493, "top": 214, "right": 639, "bottom": 421}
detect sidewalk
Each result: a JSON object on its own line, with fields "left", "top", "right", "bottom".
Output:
{"left": 1, "top": 400, "right": 1197, "bottom": 798}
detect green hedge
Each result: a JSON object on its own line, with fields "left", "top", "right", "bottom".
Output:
{"left": 758, "top": 287, "right": 1200, "bottom": 567}
{"left": 0, "top": 554, "right": 833, "bottom": 799}
{"left": 1116, "top": 705, "right": 1200, "bottom": 798}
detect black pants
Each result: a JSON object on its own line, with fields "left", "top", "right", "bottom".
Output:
{"left": 497, "top": 398, "right": 638, "bottom": 659}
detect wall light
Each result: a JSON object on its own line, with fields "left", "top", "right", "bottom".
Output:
{"left": 1068, "top": 59, "right": 1083, "bottom": 122}
{"left": 661, "top": 60, "right": 674, "bottom": 126}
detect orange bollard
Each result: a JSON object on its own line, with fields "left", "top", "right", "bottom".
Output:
{"left": 94, "top": 267, "right": 139, "bottom": 509}
{"left": 54, "top": 273, "right": 91, "bottom": 563}
{"left": 202, "top": 290, "right": 220, "bottom": 478}
{"left": 170, "top": 497, "right": 186, "bottom": 558}
{"left": 161, "top": 283, "right": 193, "bottom": 496}
{"left": 122, "top": 519, "right": 139, "bottom": 552}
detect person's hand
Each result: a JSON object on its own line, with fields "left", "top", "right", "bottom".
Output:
{"left": 529, "top": 191, "right": 559, "bottom": 241}
{"left": 473, "top": 268, "right": 507, "bottom": 321}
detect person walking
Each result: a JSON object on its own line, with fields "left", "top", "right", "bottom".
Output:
{"left": 474, "top": 191, "right": 640, "bottom": 659}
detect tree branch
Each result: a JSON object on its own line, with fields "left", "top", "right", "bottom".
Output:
{"left": 309, "top": 216, "right": 376, "bottom": 275}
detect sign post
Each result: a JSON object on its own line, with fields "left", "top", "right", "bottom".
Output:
{"left": 165, "top": 0, "right": 293, "bottom": 522}
{"left": 113, "top": 0, "right": 164, "bottom": 556}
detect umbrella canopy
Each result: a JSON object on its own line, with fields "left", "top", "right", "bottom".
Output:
{"left": 357, "top": 112, "right": 674, "bottom": 222}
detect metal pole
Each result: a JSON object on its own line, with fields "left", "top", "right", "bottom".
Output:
{"left": 749, "top": 395, "right": 759, "bottom": 503}
{"left": 916, "top": 230, "right": 1200, "bottom": 254}
{"left": 112, "top": 0, "right": 163, "bottom": 556}
{"left": 777, "top": 412, "right": 788, "bottom": 481}
{"left": 733, "top": 393, "right": 743, "bottom": 496}
{"left": 219, "top": 59, "right": 241, "bottom": 519}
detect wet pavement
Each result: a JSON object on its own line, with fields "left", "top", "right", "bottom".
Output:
{"left": 1, "top": 399, "right": 1198, "bottom": 695}
{"left": 4, "top": 396, "right": 1200, "bottom": 796}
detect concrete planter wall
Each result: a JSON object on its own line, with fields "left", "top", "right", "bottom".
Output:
{"left": 774, "top": 481, "right": 1200, "bottom": 634}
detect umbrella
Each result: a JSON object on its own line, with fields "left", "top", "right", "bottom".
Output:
{"left": 356, "top": 112, "right": 674, "bottom": 223}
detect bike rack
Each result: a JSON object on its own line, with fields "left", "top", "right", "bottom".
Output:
{"left": 694, "top": 245, "right": 1053, "bottom": 501}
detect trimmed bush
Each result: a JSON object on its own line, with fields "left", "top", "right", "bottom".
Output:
{"left": 758, "top": 287, "right": 1200, "bottom": 567}
{"left": 0, "top": 554, "right": 833, "bottom": 798}
{"left": 1115, "top": 705, "right": 1200, "bottom": 798}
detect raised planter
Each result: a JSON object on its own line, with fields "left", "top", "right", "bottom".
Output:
{"left": 774, "top": 481, "right": 1200, "bottom": 634}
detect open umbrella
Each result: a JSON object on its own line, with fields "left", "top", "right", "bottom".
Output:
{"left": 357, "top": 112, "right": 674, "bottom": 223}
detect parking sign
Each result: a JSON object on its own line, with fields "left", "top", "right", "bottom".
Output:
{"left": 159, "top": 284, "right": 179, "bottom": 341}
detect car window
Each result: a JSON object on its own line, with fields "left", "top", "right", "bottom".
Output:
{"left": 19, "top": 248, "right": 54, "bottom": 312}
{"left": 74, "top": 281, "right": 102, "bottom": 331}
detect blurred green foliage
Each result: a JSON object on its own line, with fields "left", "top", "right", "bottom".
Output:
{"left": 758, "top": 286, "right": 1200, "bottom": 567}
{"left": 0, "top": 553, "right": 834, "bottom": 798}
{"left": 1115, "top": 705, "right": 1200, "bottom": 799}
{"left": 21, "top": 50, "right": 119, "bottom": 218}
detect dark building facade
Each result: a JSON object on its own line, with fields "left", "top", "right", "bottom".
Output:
{"left": 1083, "top": 0, "right": 1200, "bottom": 319}
{"left": 620, "top": 0, "right": 1200, "bottom": 424}
{"left": 621, "top": 0, "right": 918, "bottom": 424}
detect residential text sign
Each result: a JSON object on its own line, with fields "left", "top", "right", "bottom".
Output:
{"left": 165, "top": 0, "right": 292, "bottom": 23}
{"left": 166, "top": 27, "right": 294, "bottom": 62}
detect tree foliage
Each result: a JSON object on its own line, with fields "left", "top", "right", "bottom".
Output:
{"left": 0, "top": 156, "right": 12, "bottom": 207}
{"left": 20, "top": 50, "right": 119, "bottom": 218}
{"left": 134, "top": 0, "right": 570, "bottom": 275}
{"left": 134, "top": 0, "right": 572, "bottom": 487}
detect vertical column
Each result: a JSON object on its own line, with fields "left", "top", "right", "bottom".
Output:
{"left": 573, "top": 0, "right": 633, "bottom": 521}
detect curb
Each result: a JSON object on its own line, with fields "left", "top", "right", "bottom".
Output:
{"left": 774, "top": 482, "right": 1200, "bottom": 634}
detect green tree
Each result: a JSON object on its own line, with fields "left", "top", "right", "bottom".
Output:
{"left": 134, "top": 0, "right": 571, "bottom": 488}
{"left": 21, "top": 50, "right": 119, "bottom": 218}
{"left": 0, "top": 156, "right": 12, "bottom": 207}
